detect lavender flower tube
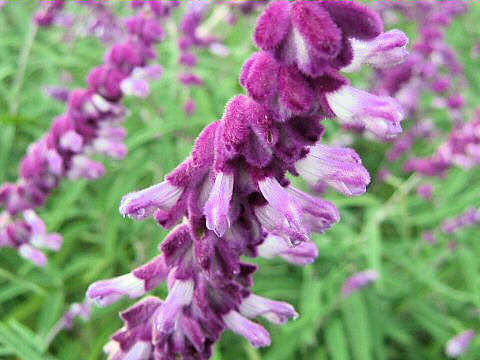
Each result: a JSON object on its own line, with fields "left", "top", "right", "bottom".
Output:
{"left": 446, "top": 330, "right": 475, "bottom": 358}
{"left": 342, "top": 270, "right": 379, "bottom": 297}
{"left": 0, "top": 4, "right": 175, "bottom": 266}
{"left": 88, "top": 1, "right": 406, "bottom": 358}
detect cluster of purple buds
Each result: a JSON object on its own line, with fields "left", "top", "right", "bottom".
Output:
{"left": 35, "top": 0, "right": 66, "bottom": 27}
{"left": 52, "top": 0, "right": 124, "bottom": 45}
{"left": 446, "top": 330, "right": 476, "bottom": 358}
{"left": 442, "top": 207, "right": 480, "bottom": 234}
{"left": 87, "top": 1, "right": 407, "bottom": 358}
{"left": 0, "top": 210, "right": 62, "bottom": 266}
{"left": 341, "top": 269, "right": 379, "bottom": 298}
{"left": 422, "top": 207, "right": 480, "bottom": 247}
{"left": 178, "top": 2, "right": 218, "bottom": 116}
{"left": 0, "top": 4, "right": 172, "bottom": 265}
{"left": 372, "top": 1, "right": 469, "bottom": 179}
{"left": 406, "top": 109, "right": 480, "bottom": 177}
{"left": 80, "top": 0, "right": 124, "bottom": 44}
{"left": 375, "top": 1, "right": 468, "bottom": 119}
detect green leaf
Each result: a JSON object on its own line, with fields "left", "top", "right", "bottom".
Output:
{"left": 342, "top": 294, "right": 372, "bottom": 360}
{"left": 325, "top": 318, "right": 350, "bottom": 360}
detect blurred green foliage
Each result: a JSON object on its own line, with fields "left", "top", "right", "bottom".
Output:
{"left": 1, "top": 2, "right": 480, "bottom": 360}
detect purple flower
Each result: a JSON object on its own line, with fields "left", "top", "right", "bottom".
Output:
{"left": 372, "top": 1, "right": 470, "bottom": 180}
{"left": 258, "top": 233, "right": 319, "bottom": 265}
{"left": 258, "top": 177, "right": 307, "bottom": 244}
{"left": 239, "top": 293, "right": 298, "bottom": 325}
{"left": 0, "top": 210, "right": 61, "bottom": 267}
{"left": 120, "top": 65, "right": 163, "bottom": 98}
{"left": 343, "top": 29, "right": 409, "bottom": 72}
{"left": 86, "top": 2, "right": 407, "bottom": 358}
{"left": 423, "top": 231, "right": 438, "bottom": 245}
{"left": 223, "top": 311, "right": 271, "bottom": 348}
{"left": 180, "top": 73, "right": 205, "bottom": 86}
{"left": 204, "top": 171, "right": 234, "bottom": 237}
{"left": 417, "top": 183, "right": 434, "bottom": 200}
{"left": 342, "top": 270, "right": 379, "bottom": 297}
{"left": 23, "top": 210, "right": 62, "bottom": 251}
{"left": 18, "top": 244, "right": 48, "bottom": 267}
{"left": 446, "top": 330, "right": 475, "bottom": 358}
{"left": 1, "top": 4, "right": 175, "bottom": 266}
{"left": 120, "top": 180, "right": 184, "bottom": 221}
{"left": 63, "top": 299, "right": 93, "bottom": 330}
{"left": 44, "top": 85, "right": 71, "bottom": 103}
{"left": 184, "top": 99, "right": 197, "bottom": 116}
{"left": 87, "top": 256, "right": 168, "bottom": 306}
{"left": 35, "top": 0, "right": 65, "bottom": 27}
{"left": 104, "top": 296, "right": 162, "bottom": 359}
{"left": 326, "top": 85, "right": 404, "bottom": 140}
{"left": 295, "top": 143, "right": 371, "bottom": 196}
{"left": 442, "top": 208, "right": 480, "bottom": 234}
{"left": 153, "top": 278, "right": 195, "bottom": 336}
{"left": 180, "top": 52, "right": 198, "bottom": 67}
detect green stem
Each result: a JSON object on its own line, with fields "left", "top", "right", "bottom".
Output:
{"left": 9, "top": 22, "right": 38, "bottom": 116}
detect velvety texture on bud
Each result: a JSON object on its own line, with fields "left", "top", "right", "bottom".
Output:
{"left": 87, "top": 2, "right": 407, "bottom": 358}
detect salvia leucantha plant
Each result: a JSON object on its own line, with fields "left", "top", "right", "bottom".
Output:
{"left": 85, "top": 1, "right": 408, "bottom": 358}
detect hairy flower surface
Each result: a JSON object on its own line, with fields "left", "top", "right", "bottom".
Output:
{"left": 87, "top": 1, "right": 406, "bottom": 359}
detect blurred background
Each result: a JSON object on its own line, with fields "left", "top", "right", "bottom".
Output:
{"left": 0, "top": 1, "right": 480, "bottom": 359}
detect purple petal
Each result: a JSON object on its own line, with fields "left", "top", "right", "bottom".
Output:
{"left": 258, "top": 177, "right": 308, "bottom": 244}
{"left": 18, "top": 244, "right": 47, "bottom": 267}
{"left": 120, "top": 77, "right": 151, "bottom": 98}
{"left": 291, "top": 1, "right": 342, "bottom": 59}
{"left": 153, "top": 279, "right": 194, "bottom": 336}
{"left": 204, "top": 172, "right": 234, "bottom": 237}
{"left": 59, "top": 130, "right": 83, "bottom": 152}
{"left": 295, "top": 143, "right": 370, "bottom": 196}
{"left": 254, "top": 1, "right": 291, "bottom": 51}
{"left": 326, "top": 85, "right": 404, "bottom": 140}
{"left": 258, "top": 233, "right": 319, "bottom": 265}
{"left": 223, "top": 311, "right": 271, "bottom": 348}
{"left": 239, "top": 294, "right": 298, "bottom": 325}
{"left": 87, "top": 273, "right": 146, "bottom": 307}
{"left": 446, "top": 330, "right": 475, "bottom": 358}
{"left": 343, "top": 29, "right": 409, "bottom": 72}
{"left": 342, "top": 270, "right": 379, "bottom": 297}
{"left": 119, "top": 180, "right": 183, "bottom": 220}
